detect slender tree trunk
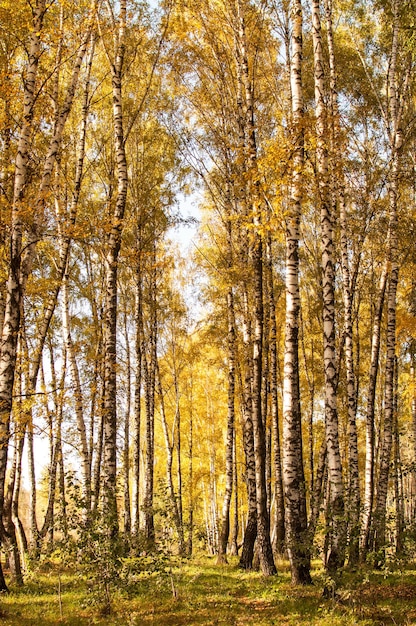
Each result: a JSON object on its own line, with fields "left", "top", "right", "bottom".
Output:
{"left": 367, "top": 0, "right": 404, "bottom": 562}
{"left": 132, "top": 267, "right": 142, "bottom": 535}
{"left": 175, "top": 376, "right": 183, "bottom": 544}
{"left": 62, "top": 272, "right": 91, "bottom": 511}
{"left": 102, "top": 0, "right": 128, "bottom": 534}
{"left": 282, "top": 0, "right": 312, "bottom": 586}
{"left": 218, "top": 289, "right": 236, "bottom": 563}
{"left": 410, "top": 353, "right": 416, "bottom": 522}
{"left": 123, "top": 310, "right": 132, "bottom": 536}
{"left": 3, "top": 428, "right": 23, "bottom": 585}
{"left": 361, "top": 265, "right": 388, "bottom": 558}
{"left": 38, "top": 347, "right": 62, "bottom": 546}
{"left": 235, "top": 0, "right": 276, "bottom": 576}
{"left": 238, "top": 292, "right": 258, "bottom": 570}
{"left": 311, "top": 0, "right": 345, "bottom": 575}
{"left": 267, "top": 235, "right": 285, "bottom": 556}
{"left": 393, "top": 360, "right": 404, "bottom": 555}
{"left": 308, "top": 438, "right": 328, "bottom": 540}
{"left": 187, "top": 378, "right": 194, "bottom": 556}
{"left": 144, "top": 246, "right": 157, "bottom": 546}
{"left": 157, "top": 363, "right": 184, "bottom": 552}
{"left": 230, "top": 429, "right": 239, "bottom": 556}
{"left": 323, "top": 0, "right": 360, "bottom": 567}
{"left": 0, "top": 7, "right": 46, "bottom": 588}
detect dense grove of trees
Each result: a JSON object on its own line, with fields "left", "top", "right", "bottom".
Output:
{"left": 0, "top": 0, "right": 415, "bottom": 593}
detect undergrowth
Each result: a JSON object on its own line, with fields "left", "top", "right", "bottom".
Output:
{"left": 0, "top": 556, "right": 415, "bottom": 625}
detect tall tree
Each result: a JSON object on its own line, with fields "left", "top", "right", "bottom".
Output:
{"left": 282, "top": 0, "right": 312, "bottom": 585}
{"left": 372, "top": 0, "right": 408, "bottom": 562}
{"left": 311, "top": 0, "right": 345, "bottom": 575}
{"left": 99, "top": 0, "right": 129, "bottom": 533}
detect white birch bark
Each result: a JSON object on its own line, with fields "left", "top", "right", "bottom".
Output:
{"left": 157, "top": 362, "right": 185, "bottom": 552}
{"left": 101, "top": 0, "right": 128, "bottom": 531}
{"left": 372, "top": 0, "right": 405, "bottom": 562}
{"left": 282, "top": 0, "right": 312, "bottom": 585}
{"left": 131, "top": 269, "right": 142, "bottom": 534}
{"left": 311, "top": 0, "right": 345, "bottom": 574}
{"left": 324, "top": 0, "right": 360, "bottom": 565}
{"left": 0, "top": 2, "right": 46, "bottom": 548}
{"left": 235, "top": 0, "right": 276, "bottom": 576}
{"left": 360, "top": 264, "right": 388, "bottom": 556}
{"left": 218, "top": 287, "right": 236, "bottom": 563}
{"left": 0, "top": 4, "right": 97, "bottom": 558}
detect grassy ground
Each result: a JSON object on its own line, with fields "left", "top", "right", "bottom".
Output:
{"left": 1, "top": 556, "right": 416, "bottom": 625}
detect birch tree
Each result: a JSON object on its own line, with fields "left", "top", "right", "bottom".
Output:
{"left": 282, "top": 0, "right": 312, "bottom": 585}
{"left": 100, "top": 0, "right": 129, "bottom": 533}
{"left": 311, "top": 0, "right": 345, "bottom": 575}
{"left": 372, "top": 0, "right": 409, "bottom": 562}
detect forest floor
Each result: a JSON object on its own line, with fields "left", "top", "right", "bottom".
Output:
{"left": 0, "top": 555, "right": 416, "bottom": 625}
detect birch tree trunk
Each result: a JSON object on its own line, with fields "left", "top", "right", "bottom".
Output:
{"left": 324, "top": 0, "right": 360, "bottom": 566}
{"left": 62, "top": 271, "right": 91, "bottom": 511}
{"left": 123, "top": 310, "right": 132, "bottom": 536}
{"left": 101, "top": 0, "right": 128, "bottom": 533}
{"left": 282, "top": 0, "right": 312, "bottom": 585}
{"left": 157, "top": 362, "right": 184, "bottom": 552}
{"left": 360, "top": 264, "right": 388, "bottom": 558}
{"left": 267, "top": 235, "right": 285, "bottom": 555}
{"left": 0, "top": 4, "right": 96, "bottom": 575}
{"left": 311, "top": 0, "right": 345, "bottom": 575}
{"left": 0, "top": 6, "right": 46, "bottom": 586}
{"left": 238, "top": 314, "right": 258, "bottom": 569}
{"left": 235, "top": 0, "right": 276, "bottom": 576}
{"left": 371, "top": 0, "right": 404, "bottom": 564}
{"left": 143, "top": 246, "right": 158, "bottom": 546}
{"left": 218, "top": 289, "right": 236, "bottom": 563}
{"left": 132, "top": 268, "right": 143, "bottom": 535}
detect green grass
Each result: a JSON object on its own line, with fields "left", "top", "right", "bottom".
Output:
{"left": 1, "top": 557, "right": 416, "bottom": 625}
